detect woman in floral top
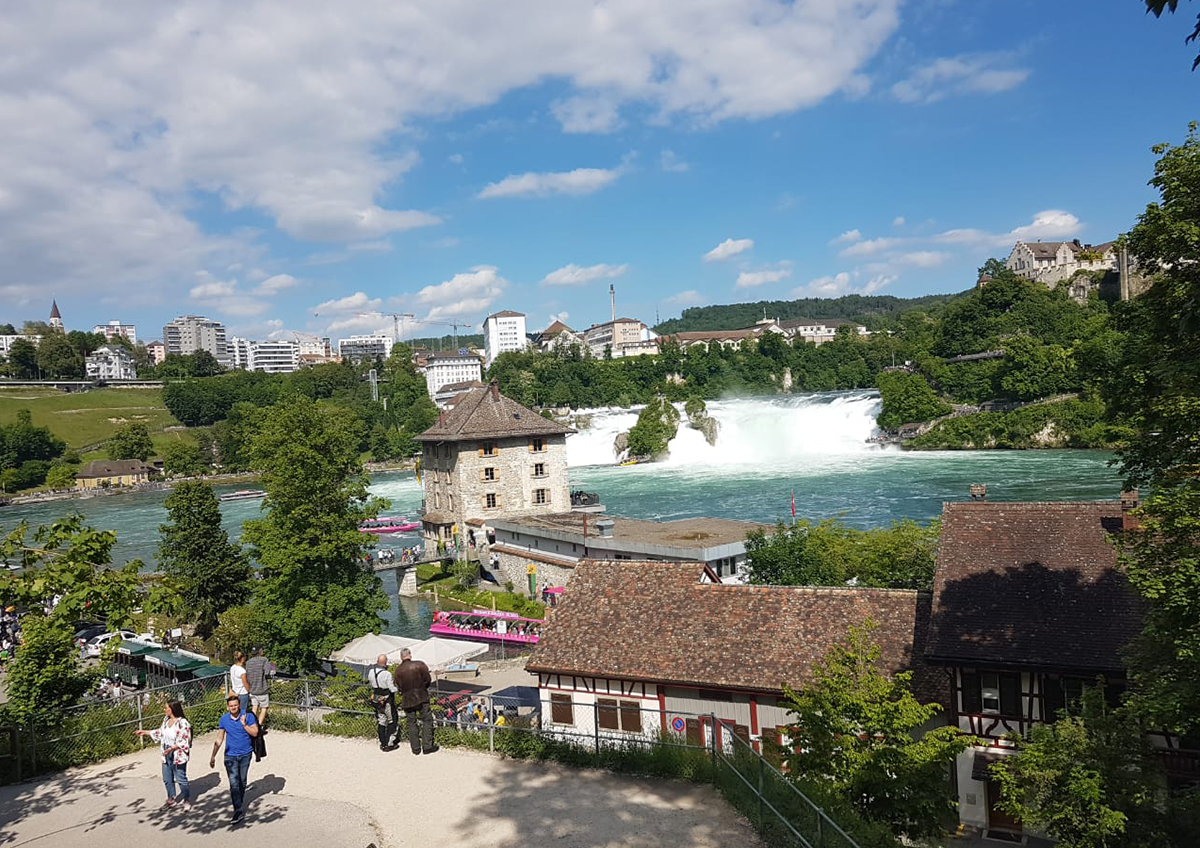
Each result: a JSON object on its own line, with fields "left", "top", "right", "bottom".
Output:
{"left": 136, "top": 700, "right": 192, "bottom": 810}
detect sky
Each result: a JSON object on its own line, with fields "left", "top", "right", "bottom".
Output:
{"left": 0, "top": 0, "right": 1195, "bottom": 344}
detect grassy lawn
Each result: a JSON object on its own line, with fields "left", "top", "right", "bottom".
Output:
{"left": 0, "top": 387, "right": 182, "bottom": 449}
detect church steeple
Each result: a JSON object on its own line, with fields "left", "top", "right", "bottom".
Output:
{"left": 49, "top": 300, "right": 63, "bottom": 332}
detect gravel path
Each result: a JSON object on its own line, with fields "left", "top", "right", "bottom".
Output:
{"left": 0, "top": 731, "right": 762, "bottom": 848}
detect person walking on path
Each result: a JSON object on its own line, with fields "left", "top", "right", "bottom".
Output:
{"left": 367, "top": 654, "right": 399, "bottom": 751}
{"left": 210, "top": 692, "right": 259, "bottom": 824}
{"left": 393, "top": 648, "right": 436, "bottom": 755}
{"left": 244, "top": 646, "right": 274, "bottom": 761}
{"left": 230, "top": 651, "right": 250, "bottom": 714}
{"left": 135, "top": 700, "right": 192, "bottom": 811}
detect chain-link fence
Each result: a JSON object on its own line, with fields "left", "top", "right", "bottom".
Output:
{"left": 0, "top": 674, "right": 229, "bottom": 784}
{"left": 1, "top": 677, "right": 889, "bottom": 848}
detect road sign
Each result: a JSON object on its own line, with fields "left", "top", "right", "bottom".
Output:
{"left": 526, "top": 563, "right": 537, "bottom": 575}
{"left": 671, "top": 717, "right": 686, "bottom": 732}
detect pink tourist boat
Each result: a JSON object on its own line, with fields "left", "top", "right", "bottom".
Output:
{"left": 359, "top": 517, "right": 421, "bottom": 534}
{"left": 430, "top": 609, "right": 542, "bottom": 645}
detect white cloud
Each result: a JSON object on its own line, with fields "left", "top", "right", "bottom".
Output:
{"left": 416, "top": 265, "right": 508, "bottom": 321}
{"left": 664, "top": 289, "right": 707, "bottom": 307}
{"left": 892, "top": 216, "right": 905, "bottom": 227}
{"left": 256, "top": 273, "right": 298, "bottom": 294}
{"left": 736, "top": 262, "right": 793, "bottom": 289}
{"left": 478, "top": 165, "right": 625, "bottom": 199}
{"left": 190, "top": 277, "right": 237, "bottom": 299}
{"left": 840, "top": 237, "right": 902, "bottom": 257}
{"left": 830, "top": 229, "right": 862, "bottom": 245}
{"left": 188, "top": 271, "right": 272, "bottom": 317}
{"left": 545, "top": 311, "right": 571, "bottom": 327}
{"left": 552, "top": 95, "right": 622, "bottom": 133}
{"left": 659, "top": 149, "right": 689, "bottom": 173}
{"left": 0, "top": 0, "right": 904, "bottom": 299}
{"left": 324, "top": 314, "right": 393, "bottom": 337}
{"left": 703, "top": 238, "right": 754, "bottom": 262}
{"left": 932, "top": 209, "right": 1082, "bottom": 249}
{"left": 541, "top": 263, "right": 628, "bottom": 286}
{"left": 892, "top": 52, "right": 1030, "bottom": 104}
{"left": 313, "top": 291, "right": 382, "bottom": 315}
{"left": 893, "top": 251, "right": 950, "bottom": 268}
{"left": 448, "top": 153, "right": 464, "bottom": 164}
{"left": 793, "top": 270, "right": 893, "bottom": 298}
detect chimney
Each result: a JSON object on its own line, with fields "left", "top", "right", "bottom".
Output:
{"left": 969, "top": 483, "right": 987, "bottom": 501}
{"left": 594, "top": 518, "right": 615, "bottom": 539}
{"left": 489, "top": 380, "right": 500, "bottom": 401}
{"left": 1120, "top": 488, "right": 1140, "bottom": 531}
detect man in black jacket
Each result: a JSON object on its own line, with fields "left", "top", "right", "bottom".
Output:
{"left": 393, "top": 648, "right": 436, "bottom": 755}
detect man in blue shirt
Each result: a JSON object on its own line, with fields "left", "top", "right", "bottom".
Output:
{"left": 210, "top": 692, "right": 259, "bottom": 823}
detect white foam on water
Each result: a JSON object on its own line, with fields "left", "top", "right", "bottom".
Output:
{"left": 565, "top": 392, "right": 883, "bottom": 468}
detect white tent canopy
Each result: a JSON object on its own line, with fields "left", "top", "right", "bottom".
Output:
{"left": 329, "top": 633, "right": 488, "bottom": 671}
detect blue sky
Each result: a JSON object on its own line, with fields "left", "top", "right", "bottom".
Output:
{"left": 0, "top": 0, "right": 1194, "bottom": 343}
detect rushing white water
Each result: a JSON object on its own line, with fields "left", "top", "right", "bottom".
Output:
{"left": 565, "top": 391, "right": 883, "bottom": 468}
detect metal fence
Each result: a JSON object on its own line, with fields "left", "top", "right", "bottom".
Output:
{"left": 1, "top": 676, "right": 881, "bottom": 848}
{"left": 0, "top": 674, "right": 229, "bottom": 784}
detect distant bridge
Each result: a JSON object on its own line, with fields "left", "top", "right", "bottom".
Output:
{"left": 0, "top": 379, "right": 164, "bottom": 392}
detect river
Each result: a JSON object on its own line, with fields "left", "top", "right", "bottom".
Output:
{"left": 0, "top": 392, "right": 1122, "bottom": 637}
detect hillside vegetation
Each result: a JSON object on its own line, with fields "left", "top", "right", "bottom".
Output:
{"left": 0, "top": 387, "right": 180, "bottom": 449}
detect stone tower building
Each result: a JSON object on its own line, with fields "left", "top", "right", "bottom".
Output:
{"left": 48, "top": 300, "right": 64, "bottom": 332}
{"left": 415, "top": 381, "right": 572, "bottom": 545}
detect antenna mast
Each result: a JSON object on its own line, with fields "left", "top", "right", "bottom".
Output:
{"left": 610, "top": 283, "right": 616, "bottom": 322}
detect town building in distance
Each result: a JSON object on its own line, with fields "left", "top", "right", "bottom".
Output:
{"left": 424, "top": 352, "right": 483, "bottom": 401}
{"left": 93, "top": 320, "right": 137, "bottom": 345}
{"left": 338, "top": 333, "right": 393, "bottom": 364}
{"left": 163, "top": 315, "right": 230, "bottom": 366}
{"left": 85, "top": 345, "right": 136, "bottom": 380}
{"left": 483, "top": 310, "right": 527, "bottom": 365}
{"left": 231, "top": 338, "right": 301, "bottom": 373}
{"left": 144, "top": 340, "right": 166, "bottom": 365}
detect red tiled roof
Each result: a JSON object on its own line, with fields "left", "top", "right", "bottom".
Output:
{"left": 925, "top": 501, "right": 1141, "bottom": 672}
{"left": 416, "top": 383, "right": 573, "bottom": 442}
{"left": 527, "top": 560, "right": 941, "bottom": 702}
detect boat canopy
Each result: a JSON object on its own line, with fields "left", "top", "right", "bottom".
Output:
{"left": 328, "top": 633, "right": 488, "bottom": 671}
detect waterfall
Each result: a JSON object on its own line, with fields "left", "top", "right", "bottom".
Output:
{"left": 565, "top": 391, "right": 883, "bottom": 468}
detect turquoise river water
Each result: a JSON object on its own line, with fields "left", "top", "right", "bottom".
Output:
{"left": 0, "top": 393, "right": 1123, "bottom": 637}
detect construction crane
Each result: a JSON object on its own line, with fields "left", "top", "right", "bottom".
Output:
{"left": 355, "top": 311, "right": 415, "bottom": 341}
{"left": 408, "top": 318, "right": 474, "bottom": 350}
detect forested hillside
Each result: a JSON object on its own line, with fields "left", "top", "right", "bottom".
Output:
{"left": 652, "top": 291, "right": 969, "bottom": 334}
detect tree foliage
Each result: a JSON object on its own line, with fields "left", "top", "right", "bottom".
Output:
{"left": 240, "top": 396, "right": 390, "bottom": 671}
{"left": 106, "top": 421, "right": 154, "bottom": 461}
{"left": 1109, "top": 124, "right": 1200, "bottom": 735}
{"left": 0, "top": 517, "right": 145, "bottom": 721}
{"left": 745, "top": 518, "right": 940, "bottom": 590}
{"left": 779, "top": 621, "right": 971, "bottom": 837}
{"left": 874, "top": 371, "right": 951, "bottom": 429}
{"left": 158, "top": 481, "right": 253, "bottom": 638}
{"left": 626, "top": 397, "right": 680, "bottom": 458}
{"left": 1145, "top": 0, "right": 1200, "bottom": 70}
{"left": 35, "top": 332, "right": 82, "bottom": 379}
{"left": 161, "top": 440, "right": 208, "bottom": 477}
{"left": 992, "top": 687, "right": 1190, "bottom": 848}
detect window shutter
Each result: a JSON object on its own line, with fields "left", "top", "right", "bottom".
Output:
{"left": 960, "top": 671, "right": 982, "bottom": 714}
{"left": 550, "top": 694, "right": 573, "bottom": 725}
{"left": 619, "top": 700, "right": 640, "bottom": 732}
{"left": 999, "top": 673, "right": 1021, "bottom": 716}
{"left": 597, "top": 698, "right": 619, "bottom": 731}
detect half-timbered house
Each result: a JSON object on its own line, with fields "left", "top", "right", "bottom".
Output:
{"left": 526, "top": 559, "right": 941, "bottom": 755}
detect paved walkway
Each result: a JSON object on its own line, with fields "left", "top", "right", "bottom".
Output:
{"left": 0, "top": 731, "right": 762, "bottom": 848}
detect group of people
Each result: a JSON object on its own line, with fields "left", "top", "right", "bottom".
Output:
{"left": 538, "top": 582, "right": 559, "bottom": 607}
{"left": 366, "top": 649, "right": 439, "bottom": 756}
{"left": 436, "top": 611, "right": 542, "bottom": 639}
{"left": 0, "top": 608, "right": 20, "bottom": 664}
{"left": 141, "top": 646, "right": 274, "bottom": 826}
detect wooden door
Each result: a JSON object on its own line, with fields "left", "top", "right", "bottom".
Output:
{"left": 986, "top": 780, "right": 1022, "bottom": 834}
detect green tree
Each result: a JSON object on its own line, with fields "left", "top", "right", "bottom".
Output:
{"left": 44, "top": 464, "right": 76, "bottom": 490}
{"left": 107, "top": 421, "right": 154, "bottom": 461}
{"left": 0, "top": 517, "right": 144, "bottom": 721}
{"left": 158, "top": 481, "right": 252, "bottom": 638}
{"left": 992, "top": 688, "right": 1175, "bottom": 848}
{"left": 745, "top": 520, "right": 854, "bottom": 586}
{"left": 161, "top": 440, "right": 208, "bottom": 477}
{"left": 7, "top": 337, "right": 38, "bottom": 378}
{"left": 780, "top": 621, "right": 972, "bottom": 837}
{"left": 875, "top": 370, "right": 951, "bottom": 429}
{"left": 188, "top": 349, "right": 224, "bottom": 377}
{"left": 1110, "top": 124, "right": 1200, "bottom": 735}
{"left": 36, "top": 332, "right": 83, "bottom": 378}
{"left": 626, "top": 397, "right": 679, "bottom": 457}
{"left": 240, "top": 396, "right": 389, "bottom": 671}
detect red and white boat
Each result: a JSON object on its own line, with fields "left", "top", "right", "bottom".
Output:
{"left": 430, "top": 609, "right": 542, "bottom": 645}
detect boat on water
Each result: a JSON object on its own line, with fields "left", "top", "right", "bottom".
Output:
{"left": 359, "top": 516, "right": 421, "bottom": 534}
{"left": 430, "top": 609, "right": 542, "bottom": 645}
{"left": 219, "top": 489, "right": 267, "bottom": 502}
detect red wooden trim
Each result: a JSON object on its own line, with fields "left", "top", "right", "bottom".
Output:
{"left": 538, "top": 683, "right": 658, "bottom": 699}
{"left": 748, "top": 696, "right": 760, "bottom": 753}
{"left": 658, "top": 688, "right": 668, "bottom": 735}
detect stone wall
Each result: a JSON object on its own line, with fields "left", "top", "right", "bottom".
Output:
{"left": 492, "top": 547, "right": 575, "bottom": 595}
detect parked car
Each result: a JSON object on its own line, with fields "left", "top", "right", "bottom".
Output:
{"left": 84, "top": 630, "right": 137, "bottom": 658}
{"left": 74, "top": 623, "right": 108, "bottom": 643}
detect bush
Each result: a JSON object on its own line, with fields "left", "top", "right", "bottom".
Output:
{"left": 875, "top": 370, "right": 951, "bottom": 430}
